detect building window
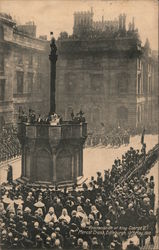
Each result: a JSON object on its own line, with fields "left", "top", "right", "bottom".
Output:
{"left": 117, "top": 73, "right": 129, "bottom": 95}
{"left": 17, "top": 54, "right": 23, "bottom": 65}
{"left": 28, "top": 54, "right": 33, "bottom": 66}
{"left": 137, "top": 105, "right": 142, "bottom": 123}
{"left": 148, "top": 76, "right": 151, "bottom": 93}
{"left": 0, "top": 79, "right": 5, "bottom": 100}
{"left": 37, "top": 73, "right": 42, "bottom": 90}
{"left": 17, "top": 71, "right": 24, "bottom": 94}
{"left": 27, "top": 73, "right": 33, "bottom": 92}
{"left": 0, "top": 25, "right": 4, "bottom": 40}
{"left": 0, "top": 54, "right": 4, "bottom": 73}
{"left": 148, "top": 63, "right": 151, "bottom": 73}
{"left": 90, "top": 74, "right": 103, "bottom": 92}
{"left": 137, "top": 58, "right": 141, "bottom": 70}
{"left": 118, "top": 79, "right": 128, "bottom": 95}
{"left": 117, "top": 106, "right": 128, "bottom": 125}
{"left": 37, "top": 55, "right": 41, "bottom": 68}
{"left": 137, "top": 73, "right": 141, "bottom": 94}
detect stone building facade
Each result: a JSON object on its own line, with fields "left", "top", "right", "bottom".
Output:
{"left": 56, "top": 10, "right": 158, "bottom": 133}
{"left": 0, "top": 13, "right": 49, "bottom": 129}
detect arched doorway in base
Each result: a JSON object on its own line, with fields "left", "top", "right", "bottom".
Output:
{"left": 36, "top": 148, "right": 52, "bottom": 182}
{"left": 56, "top": 149, "right": 72, "bottom": 182}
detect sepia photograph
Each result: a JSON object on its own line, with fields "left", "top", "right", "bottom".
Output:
{"left": 0, "top": 0, "right": 158, "bottom": 249}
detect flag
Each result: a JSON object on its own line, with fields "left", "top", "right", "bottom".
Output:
{"left": 141, "top": 128, "right": 145, "bottom": 144}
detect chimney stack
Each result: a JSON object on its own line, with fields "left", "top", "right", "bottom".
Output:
{"left": 123, "top": 13, "right": 126, "bottom": 30}
{"left": 132, "top": 17, "right": 135, "bottom": 31}
{"left": 119, "top": 14, "right": 122, "bottom": 30}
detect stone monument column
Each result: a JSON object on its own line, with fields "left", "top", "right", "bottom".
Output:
{"left": 17, "top": 32, "right": 87, "bottom": 185}
{"left": 49, "top": 32, "right": 58, "bottom": 113}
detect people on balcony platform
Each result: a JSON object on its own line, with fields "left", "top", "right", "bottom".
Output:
{"left": 18, "top": 108, "right": 86, "bottom": 126}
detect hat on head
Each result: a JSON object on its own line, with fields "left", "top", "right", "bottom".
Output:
{"left": 24, "top": 207, "right": 31, "bottom": 213}
{"left": 34, "top": 222, "right": 39, "bottom": 228}
{"left": 51, "top": 233, "right": 56, "bottom": 239}
{"left": 46, "top": 237, "right": 51, "bottom": 242}
{"left": 55, "top": 227, "right": 60, "bottom": 232}
{"left": 77, "top": 238, "right": 83, "bottom": 245}
{"left": 55, "top": 239, "right": 60, "bottom": 246}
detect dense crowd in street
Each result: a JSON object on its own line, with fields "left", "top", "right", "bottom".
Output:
{"left": 86, "top": 122, "right": 158, "bottom": 148}
{"left": 86, "top": 128, "right": 130, "bottom": 147}
{"left": 0, "top": 145, "right": 157, "bottom": 250}
{"left": 0, "top": 127, "right": 21, "bottom": 163}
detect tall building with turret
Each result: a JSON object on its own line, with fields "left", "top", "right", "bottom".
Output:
{"left": 56, "top": 10, "right": 158, "bottom": 133}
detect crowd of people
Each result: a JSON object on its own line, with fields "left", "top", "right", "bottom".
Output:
{"left": 0, "top": 145, "right": 157, "bottom": 249}
{"left": 19, "top": 109, "right": 62, "bottom": 126}
{"left": 86, "top": 128, "right": 130, "bottom": 148}
{"left": 129, "top": 124, "right": 158, "bottom": 136}
{"left": 0, "top": 126, "right": 21, "bottom": 163}
{"left": 19, "top": 109, "right": 86, "bottom": 126}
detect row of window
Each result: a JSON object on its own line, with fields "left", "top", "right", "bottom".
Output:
{"left": 16, "top": 72, "right": 32, "bottom": 94}
{"left": 137, "top": 104, "right": 154, "bottom": 124}
{"left": 0, "top": 72, "right": 43, "bottom": 101}
{"left": 64, "top": 73, "right": 129, "bottom": 95}
{"left": 137, "top": 58, "right": 152, "bottom": 73}
{"left": 0, "top": 54, "right": 41, "bottom": 73}
{"left": 15, "top": 54, "right": 39, "bottom": 66}
{"left": 137, "top": 73, "right": 152, "bottom": 95}
{"left": 66, "top": 106, "right": 129, "bottom": 125}
{"left": 16, "top": 71, "right": 43, "bottom": 94}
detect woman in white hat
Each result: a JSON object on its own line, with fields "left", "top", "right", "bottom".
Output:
{"left": 59, "top": 208, "right": 70, "bottom": 224}
{"left": 44, "top": 207, "right": 57, "bottom": 224}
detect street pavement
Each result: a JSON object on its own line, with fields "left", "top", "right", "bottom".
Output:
{"left": 0, "top": 135, "right": 157, "bottom": 184}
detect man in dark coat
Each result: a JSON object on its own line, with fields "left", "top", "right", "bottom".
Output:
{"left": 148, "top": 210, "right": 157, "bottom": 245}
{"left": 7, "top": 165, "right": 13, "bottom": 184}
{"left": 20, "top": 232, "right": 34, "bottom": 248}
